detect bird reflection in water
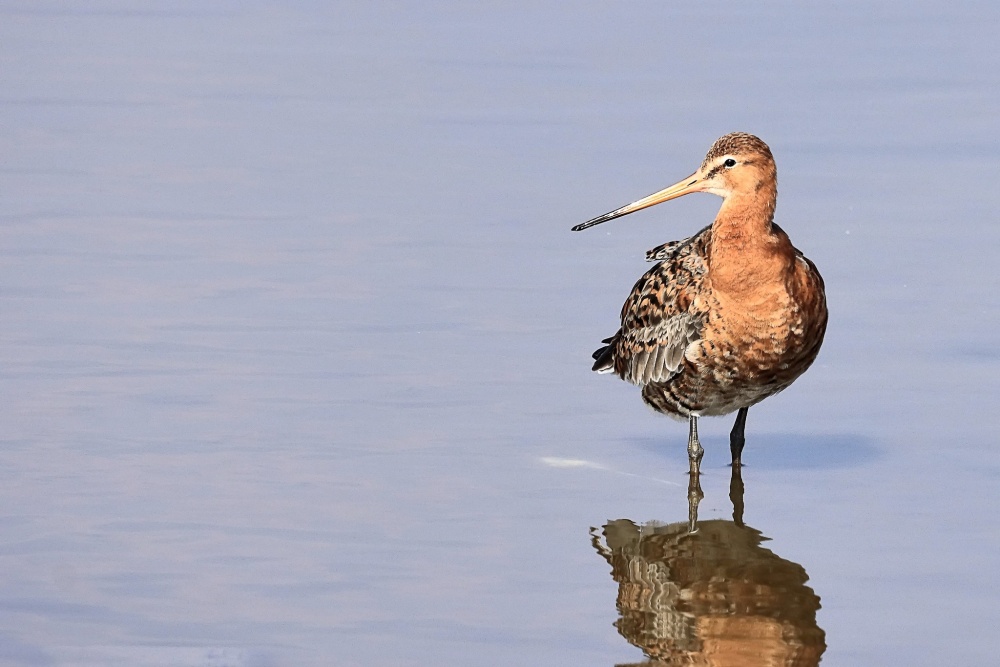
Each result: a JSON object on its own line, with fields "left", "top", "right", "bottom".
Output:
{"left": 591, "top": 468, "right": 825, "bottom": 666}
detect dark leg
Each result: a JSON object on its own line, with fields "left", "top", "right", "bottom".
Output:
{"left": 687, "top": 468, "right": 704, "bottom": 534}
{"left": 687, "top": 415, "right": 704, "bottom": 476}
{"left": 729, "top": 407, "right": 748, "bottom": 467}
{"left": 729, "top": 460, "right": 745, "bottom": 528}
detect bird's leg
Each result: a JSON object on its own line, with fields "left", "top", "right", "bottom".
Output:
{"left": 687, "top": 468, "right": 703, "bottom": 534}
{"left": 686, "top": 415, "right": 705, "bottom": 533}
{"left": 729, "top": 458, "right": 745, "bottom": 528}
{"left": 687, "top": 415, "right": 704, "bottom": 476}
{"left": 729, "top": 407, "right": 748, "bottom": 467}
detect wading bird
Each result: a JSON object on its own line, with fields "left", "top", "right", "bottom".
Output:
{"left": 573, "top": 133, "right": 827, "bottom": 476}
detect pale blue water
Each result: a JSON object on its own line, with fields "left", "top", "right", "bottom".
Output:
{"left": 2, "top": 2, "right": 999, "bottom": 665}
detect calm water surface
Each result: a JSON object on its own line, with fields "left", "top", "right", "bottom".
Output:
{"left": 2, "top": 2, "right": 999, "bottom": 665}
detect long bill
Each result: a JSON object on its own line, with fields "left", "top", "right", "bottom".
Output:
{"left": 571, "top": 171, "right": 704, "bottom": 231}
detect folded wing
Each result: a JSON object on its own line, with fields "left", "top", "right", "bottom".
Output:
{"left": 591, "top": 226, "right": 711, "bottom": 387}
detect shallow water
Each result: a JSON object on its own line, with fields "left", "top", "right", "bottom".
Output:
{"left": 2, "top": 2, "right": 999, "bottom": 665}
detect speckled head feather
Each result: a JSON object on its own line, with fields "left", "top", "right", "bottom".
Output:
{"left": 701, "top": 132, "right": 773, "bottom": 168}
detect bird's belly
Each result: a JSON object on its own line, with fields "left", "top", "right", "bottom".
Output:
{"left": 641, "top": 307, "right": 822, "bottom": 418}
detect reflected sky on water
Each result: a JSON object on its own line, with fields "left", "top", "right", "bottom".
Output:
{"left": 2, "top": 2, "right": 999, "bottom": 666}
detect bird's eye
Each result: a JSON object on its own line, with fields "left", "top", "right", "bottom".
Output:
{"left": 724, "top": 158, "right": 737, "bottom": 168}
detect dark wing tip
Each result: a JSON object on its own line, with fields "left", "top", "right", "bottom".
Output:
{"left": 590, "top": 334, "right": 619, "bottom": 372}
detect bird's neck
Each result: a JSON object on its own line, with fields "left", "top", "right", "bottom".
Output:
{"left": 709, "top": 190, "right": 791, "bottom": 296}
{"left": 714, "top": 189, "right": 777, "bottom": 238}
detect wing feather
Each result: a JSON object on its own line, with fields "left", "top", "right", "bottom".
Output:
{"left": 589, "top": 226, "right": 712, "bottom": 387}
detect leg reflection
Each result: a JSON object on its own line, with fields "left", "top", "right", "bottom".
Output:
{"left": 730, "top": 461, "right": 745, "bottom": 528}
{"left": 687, "top": 457, "right": 746, "bottom": 534}
{"left": 686, "top": 469, "right": 703, "bottom": 534}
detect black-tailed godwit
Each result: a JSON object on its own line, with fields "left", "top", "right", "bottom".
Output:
{"left": 573, "top": 132, "right": 827, "bottom": 476}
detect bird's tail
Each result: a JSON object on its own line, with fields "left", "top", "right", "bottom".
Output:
{"left": 591, "top": 334, "right": 618, "bottom": 373}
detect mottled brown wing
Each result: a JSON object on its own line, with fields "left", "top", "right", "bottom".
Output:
{"left": 644, "top": 239, "right": 686, "bottom": 262}
{"left": 592, "top": 227, "right": 711, "bottom": 387}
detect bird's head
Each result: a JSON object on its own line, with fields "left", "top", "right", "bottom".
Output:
{"left": 572, "top": 132, "right": 776, "bottom": 232}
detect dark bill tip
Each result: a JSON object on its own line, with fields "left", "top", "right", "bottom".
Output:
{"left": 571, "top": 208, "right": 624, "bottom": 232}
